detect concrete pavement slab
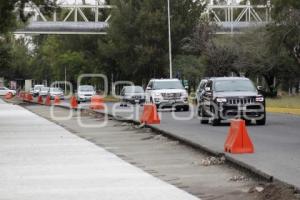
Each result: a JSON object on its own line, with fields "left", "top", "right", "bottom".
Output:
{"left": 0, "top": 99, "right": 200, "bottom": 200}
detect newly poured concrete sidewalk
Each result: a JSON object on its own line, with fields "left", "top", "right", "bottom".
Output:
{"left": 0, "top": 99, "right": 199, "bottom": 200}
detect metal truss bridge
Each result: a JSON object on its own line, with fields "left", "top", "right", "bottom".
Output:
{"left": 207, "top": 0, "right": 272, "bottom": 34}
{"left": 15, "top": 0, "right": 272, "bottom": 35}
{"left": 15, "top": 2, "right": 113, "bottom": 35}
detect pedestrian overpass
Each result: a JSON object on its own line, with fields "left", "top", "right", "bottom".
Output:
{"left": 15, "top": 3, "right": 113, "bottom": 35}
{"left": 15, "top": 0, "right": 272, "bottom": 35}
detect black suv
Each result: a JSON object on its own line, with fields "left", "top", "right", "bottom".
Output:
{"left": 197, "top": 77, "right": 266, "bottom": 126}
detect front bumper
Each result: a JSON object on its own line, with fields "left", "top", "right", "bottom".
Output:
{"left": 78, "top": 96, "right": 92, "bottom": 102}
{"left": 154, "top": 98, "right": 189, "bottom": 108}
{"left": 216, "top": 103, "right": 265, "bottom": 120}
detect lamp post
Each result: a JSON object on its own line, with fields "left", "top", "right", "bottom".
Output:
{"left": 167, "top": 0, "right": 173, "bottom": 79}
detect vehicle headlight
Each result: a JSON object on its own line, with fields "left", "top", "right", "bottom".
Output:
{"left": 216, "top": 98, "right": 227, "bottom": 103}
{"left": 181, "top": 92, "right": 188, "bottom": 97}
{"left": 255, "top": 96, "right": 264, "bottom": 102}
{"left": 154, "top": 93, "right": 161, "bottom": 97}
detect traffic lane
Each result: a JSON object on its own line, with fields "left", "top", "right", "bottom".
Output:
{"left": 101, "top": 102, "right": 300, "bottom": 188}
{"left": 154, "top": 111, "right": 300, "bottom": 188}
{"left": 58, "top": 100, "right": 300, "bottom": 187}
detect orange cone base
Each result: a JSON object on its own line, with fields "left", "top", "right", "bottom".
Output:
{"left": 224, "top": 119, "right": 254, "bottom": 154}
{"left": 70, "top": 96, "right": 78, "bottom": 109}
{"left": 54, "top": 96, "right": 60, "bottom": 105}
{"left": 89, "top": 95, "right": 105, "bottom": 110}
{"left": 37, "top": 96, "right": 43, "bottom": 104}
{"left": 140, "top": 104, "right": 160, "bottom": 125}
{"left": 45, "top": 96, "right": 51, "bottom": 106}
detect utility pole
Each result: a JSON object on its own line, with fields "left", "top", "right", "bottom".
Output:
{"left": 64, "top": 66, "right": 67, "bottom": 94}
{"left": 167, "top": 0, "right": 173, "bottom": 79}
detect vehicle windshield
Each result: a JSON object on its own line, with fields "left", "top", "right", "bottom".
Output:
{"left": 214, "top": 79, "right": 256, "bottom": 92}
{"left": 153, "top": 81, "right": 184, "bottom": 90}
{"left": 125, "top": 86, "right": 144, "bottom": 93}
{"left": 34, "top": 85, "right": 44, "bottom": 90}
{"left": 78, "top": 85, "right": 94, "bottom": 92}
{"left": 50, "top": 88, "right": 62, "bottom": 92}
{"left": 41, "top": 87, "right": 49, "bottom": 91}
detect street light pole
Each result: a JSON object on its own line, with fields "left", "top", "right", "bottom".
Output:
{"left": 167, "top": 0, "right": 173, "bottom": 79}
{"left": 64, "top": 66, "right": 67, "bottom": 94}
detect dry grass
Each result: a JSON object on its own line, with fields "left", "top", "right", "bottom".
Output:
{"left": 266, "top": 95, "right": 300, "bottom": 115}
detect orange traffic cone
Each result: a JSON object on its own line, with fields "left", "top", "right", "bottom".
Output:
{"left": 5, "top": 92, "right": 13, "bottom": 100}
{"left": 140, "top": 103, "right": 160, "bottom": 124}
{"left": 27, "top": 93, "right": 33, "bottom": 102}
{"left": 70, "top": 96, "right": 78, "bottom": 109}
{"left": 89, "top": 95, "right": 105, "bottom": 110}
{"left": 224, "top": 119, "right": 254, "bottom": 154}
{"left": 54, "top": 95, "right": 60, "bottom": 105}
{"left": 45, "top": 95, "right": 51, "bottom": 106}
{"left": 37, "top": 96, "right": 43, "bottom": 104}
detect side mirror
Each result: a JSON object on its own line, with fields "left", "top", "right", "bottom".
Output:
{"left": 257, "top": 86, "right": 263, "bottom": 91}
{"left": 146, "top": 86, "right": 152, "bottom": 90}
{"left": 205, "top": 87, "right": 211, "bottom": 92}
{"left": 184, "top": 86, "right": 189, "bottom": 90}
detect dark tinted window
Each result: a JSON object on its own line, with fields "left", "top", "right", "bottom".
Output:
{"left": 214, "top": 79, "right": 256, "bottom": 92}
{"left": 124, "top": 86, "right": 144, "bottom": 93}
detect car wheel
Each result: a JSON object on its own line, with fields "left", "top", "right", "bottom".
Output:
{"left": 183, "top": 105, "right": 190, "bottom": 112}
{"left": 211, "top": 106, "right": 220, "bottom": 126}
{"left": 256, "top": 115, "right": 266, "bottom": 125}
{"left": 199, "top": 106, "right": 209, "bottom": 124}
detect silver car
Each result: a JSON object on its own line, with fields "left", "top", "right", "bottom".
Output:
{"left": 48, "top": 87, "right": 64, "bottom": 100}
{"left": 120, "top": 86, "right": 145, "bottom": 105}
{"left": 39, "top": 87, "right": 50, "bottom": 97}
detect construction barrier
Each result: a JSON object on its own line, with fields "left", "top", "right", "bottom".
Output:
{"left": 45, "top": 95, "right": 51, "bottom": 106}
{"left": 89, "top": 95, "right": 104, "bottom": 110}
{"left": 37, "top": 96, "right": 43, "bottom": 104}
{"left": 54, "top": 95, "right": 60, "bottom": 105}
{"left": 27, "top": 93, "right": 33, "bottom": 102}
{"left": 5, "top": 92, "right": 13, "bottom": 100}
{"left": 70, "top": 96, "right": 78, "bottom": 109}
{"left": 140, "top": 103, "right": 160, "bottom": 124}
{"left": 224, "top": 119, "right": 254, "bottom": 154}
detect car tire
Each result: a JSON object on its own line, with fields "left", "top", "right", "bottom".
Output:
{"left": 256, "top": 115, "right": 266, "bottom": 126}
{"left": 211, "top": 106, "right": 220, "bottom": 126}
{"left": 183, "top": 105, "right": 190, "bottom": 112}
{"left": 199, "top": 105, "right": 209, "bottom": 124}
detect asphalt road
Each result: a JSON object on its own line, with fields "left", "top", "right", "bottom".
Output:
{"left": 58, "top": 100, "right": 300, "bottom": 189}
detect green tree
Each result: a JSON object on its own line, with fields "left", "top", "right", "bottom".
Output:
{"left": 101, "top": 0, "right": 205, "bottom": 84}
{"left": 0, "top": 0, "right": 55, "bottom": 34}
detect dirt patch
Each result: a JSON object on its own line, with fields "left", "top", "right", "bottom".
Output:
{"left": 250, "top": 183, "right": 300, "bottom": 200}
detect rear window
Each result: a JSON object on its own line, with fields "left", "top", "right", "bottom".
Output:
{"left": 214, "top": 79, "right": 256, "bottom": 92}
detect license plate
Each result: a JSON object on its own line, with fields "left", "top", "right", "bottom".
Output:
{"left": 240, "top": 106, "right": 247, "bottom": 111}
{"left": 169, "top": 100, "right": 175, "bottom": 104}
{"left": 135, "top": 100, "right": 139, "bottom": 103}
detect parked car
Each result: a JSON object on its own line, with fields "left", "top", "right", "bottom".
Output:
{"left": 48, "top": 87, "right": 64, "bottom": 100}
{"left": 197, "top": 77, "right": 266, "bottom": 126}
{"left": 33, "top": 85, "right": 45, "bottom": 97}
{"left": 120, "top": 86, "right": 145, "bottom": 106}
{"left": 0, "top": 87, "right": 16, "bottom": 96}
{"left": 77, "top": 85, "right": 96, "bottom": 102}
{"left": 145, "top": 79, "right": 189, "bottom": 111}
{"left": 38, "top": 87, "right": 50, "bottom": 97}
